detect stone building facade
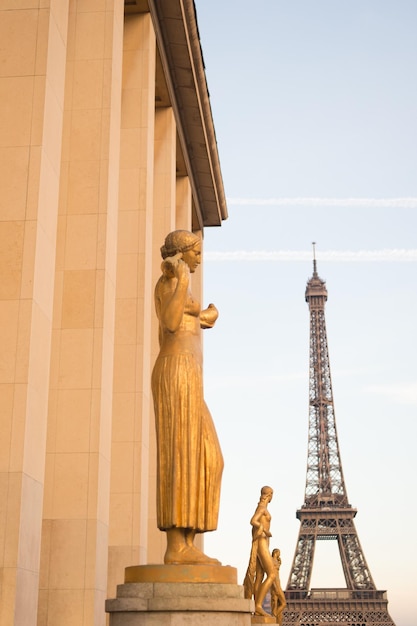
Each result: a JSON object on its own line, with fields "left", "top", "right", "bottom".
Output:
{"left": 0, "top": 1, "right": 227, "bottom": 624}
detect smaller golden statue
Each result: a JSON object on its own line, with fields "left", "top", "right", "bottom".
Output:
{"left": 243, "top": 486, "right": 277, "bottom": 618}
{"left": 270, "top": 548, "right": 286, "bottom": 625}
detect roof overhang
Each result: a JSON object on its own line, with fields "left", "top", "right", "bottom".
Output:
{"left": 125, "top": 0, "right": 228, "bottom": 228}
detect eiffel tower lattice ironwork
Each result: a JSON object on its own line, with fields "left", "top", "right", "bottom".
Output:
{"left": 282, "top": 251, "right": 396, "bottom": 626}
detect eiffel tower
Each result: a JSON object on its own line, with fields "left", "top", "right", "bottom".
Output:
{"left": 282, "top": 249, "right": 396, "bottom": 626}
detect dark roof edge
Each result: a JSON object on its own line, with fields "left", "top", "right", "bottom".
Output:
{"left": 148, "top": 0, "right": 228, "bottom": 227}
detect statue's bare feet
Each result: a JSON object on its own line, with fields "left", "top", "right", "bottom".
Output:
{"left": 164, "top": 544, "right": 220, "bottom": 565}
{"left": 187, "top": 544, "right": 221, "bottom": 565}
{"left": 255, "top": 605, "right": 271, "bottom": 617}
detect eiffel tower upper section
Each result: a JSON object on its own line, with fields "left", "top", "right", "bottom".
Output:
{"left": 302, "top": 252, "right": 349, "bottom": 511}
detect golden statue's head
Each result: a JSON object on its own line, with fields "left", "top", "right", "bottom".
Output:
{"left": 161, "top": 230, "right": 200, "bottom": 259}
{"left": 260, "top": 485, "right": 273, "bottom": 502}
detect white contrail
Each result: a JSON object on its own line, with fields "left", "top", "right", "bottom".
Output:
{"left": 227, "top": 197, "right": 417, "bottom": 208}
{"left": 204, "top": 249, "right": 417, "bottom": 262}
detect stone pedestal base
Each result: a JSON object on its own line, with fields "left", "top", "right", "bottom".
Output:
{"left": 105, "top": 565, "right": 254, "bottom": 625}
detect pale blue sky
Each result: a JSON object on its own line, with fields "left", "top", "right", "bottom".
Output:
{"left": 194, "top": 2, "right": 417, "bottom": 625}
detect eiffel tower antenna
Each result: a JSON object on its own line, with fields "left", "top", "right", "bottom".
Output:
{"left": 282, "top": 252, "right": 396, "bottom": 625}
{"left": 312, "top": 241, "right": 317, "bottom": 275}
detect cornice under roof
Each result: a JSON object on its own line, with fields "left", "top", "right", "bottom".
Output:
{"left": 126, "top": 0, "right": 228, "bottom": 228}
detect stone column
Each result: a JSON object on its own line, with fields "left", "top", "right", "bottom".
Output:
{"left": 108, "top": 10, "right": 157, "bottom": 598}
{"left": 0, "top": 2, "right": 69, "bottom": 624}
{"left": 38, "top": 2, "right": 124, "bottom": 625}
{"left": 175, "top": 176, "right": 193, "bottom": 231}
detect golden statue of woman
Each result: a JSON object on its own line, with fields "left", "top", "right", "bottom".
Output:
{"left": 271, "top": 548, "right": 287, "bottom": 625}
{"left": 243, "top": 486, "right": 276, "bottom": 617}
{"left": 151, "top": 230, "right": 224, "bottom": 565}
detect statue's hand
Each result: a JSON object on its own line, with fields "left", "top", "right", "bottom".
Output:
{"left": 174, "top": 258, "right": 190, "bottom": 280}
{"left": 162, "top": 254, "right": 191, "bottom": 285}
{"left": 200, "top": 303, "right": 219, "bottom": 328}
{"left": 161, "top": 252, "right": 184, "bottom": 278}
{"left": 252, "top": 524, "right": 264, "bottom": 540}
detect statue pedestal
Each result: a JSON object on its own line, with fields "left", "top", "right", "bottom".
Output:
{"left": 105, "top": 564, "right": 254, "bottom": 625}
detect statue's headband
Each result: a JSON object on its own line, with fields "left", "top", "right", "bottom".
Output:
{"left": 161, "top": 237, "right": 199, "bottom": 259}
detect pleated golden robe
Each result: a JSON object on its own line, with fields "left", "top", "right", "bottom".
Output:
{"left": 151, "top": 286, "right": 223, "bottom": 532}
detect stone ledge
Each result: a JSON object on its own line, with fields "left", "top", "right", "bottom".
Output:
{"left": 106, "top": 595, "right": 253, "bottom": 613}
{"left": 105, "top": 598, "right": 147, "bottom": 613}
{"left": 116, "top": 581, "right": 245, "bottom": 599}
